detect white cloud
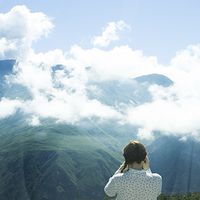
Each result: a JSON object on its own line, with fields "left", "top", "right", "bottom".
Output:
{"left": 0, "top": 38, "right": 17, "bottom": 58}
{"left": 6, "top": 42, "right": 162, "bottom": 125}
{"left": 0, "top": 5, "right": 53, "bottom": 60}
{"left": 2, "top": 6, "right": 200, "bottom": 141}
{"left": 11, "top": 61, "right": 53, "bottom": 93}
{"left": 127, "top": 97, "right": 200, "bottom": 141}
{"left": 27, "top": 115, "right": 41, "bottom": 126}
{"left": 20, "top": 91, "right": 122, "bottom": 124}
{"left": 125, "top": 44, "right": 200, "bottom": 140}
{"left": 69, "top": 45, "right": 162, "bottom": 81}
{"left": 7, "top": 49, "right": 122, "bottom": 124}
{"left": 0, "top": 98, "right": 22, "bottom": 119}
{"left": 137, "top": 128, "right": 154, "bottom": 141}
{"left": 91, "top": 20, "right": 130, "bottom": 47}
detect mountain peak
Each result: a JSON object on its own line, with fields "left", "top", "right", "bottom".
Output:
{"left": 134, "top": 73, "right": 173, "bottom": 87}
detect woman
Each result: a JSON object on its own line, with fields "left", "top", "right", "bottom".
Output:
{"left": 104, "top": 140, "right": 162, "bottom": 200}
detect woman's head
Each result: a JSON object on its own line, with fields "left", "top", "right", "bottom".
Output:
{"left": 123, "top": 140, "right": 147, "bottom": 164}
{"left": 120, "top": 140, "right": 147, "bottom": 172}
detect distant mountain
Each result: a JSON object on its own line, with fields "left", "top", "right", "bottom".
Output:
{"left": 134, "top": 73, "right": 173, "bottom": 87}
{"left": 88, "top": 74, "right": 173, "bottom": 107}
{"left": 0, "top": 59, "right": 199, "bottom": 199}
{"left": 149, "top": 136, "right": 200, "bottom": 195}
{"left": 0, "top": 59, "right": 15, "bottom": 78}
{"left": 0, "top": 60, "right": 121, "bottom": 199}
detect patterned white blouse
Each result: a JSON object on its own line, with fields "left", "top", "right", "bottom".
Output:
{"left": 104, "top": 168, "right": 162, "bottom": 200}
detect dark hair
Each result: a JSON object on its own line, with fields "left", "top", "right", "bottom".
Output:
{"left": 119, "top": 140, "right": 147, "bottom": 173}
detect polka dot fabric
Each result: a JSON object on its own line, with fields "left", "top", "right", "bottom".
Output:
{"left": 104, "top": 169, "right": 162, "bottom": 200}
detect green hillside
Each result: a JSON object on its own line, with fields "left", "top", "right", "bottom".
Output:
{"left": 104, "top": 193, "right": 200, "bottom": 200}
{"left": 0, "top": 120, "right": 122, "bottom": 200}
{"left": 158, "top": 193, "right": 200, "bottom": 200}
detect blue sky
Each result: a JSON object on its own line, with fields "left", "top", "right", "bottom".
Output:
{"left": 1, "top": 0, "right": 200, "bottom": 64}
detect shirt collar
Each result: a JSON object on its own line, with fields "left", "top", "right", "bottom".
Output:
{"left": 127, "top": 168, "right": 146, "bottom": 174}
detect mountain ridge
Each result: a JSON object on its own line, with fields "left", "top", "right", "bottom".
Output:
{"left": 0, "top": 59, "right": 199, "bottom": 199}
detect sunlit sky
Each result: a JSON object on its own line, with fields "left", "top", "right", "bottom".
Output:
{"left": 1, "top": 0, "right": 200, "bottom": 64}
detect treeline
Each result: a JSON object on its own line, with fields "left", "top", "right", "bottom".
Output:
{"left": 158, "top": 193, "right": 200, "bottom": 200}
{"left": 104, "top": 193, "right": 200, "bottom": 200}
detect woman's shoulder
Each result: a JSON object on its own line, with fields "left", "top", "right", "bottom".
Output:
{"left": 146, "top": 170, "right": 162, "bottom": 183}
{"left": 111, "top": 170, "right": 128, "bottom": 181}
{"left": 152, "top": 173, "right": 162, "bottom": 181}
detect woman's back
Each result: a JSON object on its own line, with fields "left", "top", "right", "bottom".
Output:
{"left": 105, "top": 168, "right": 162, "bottom": 200}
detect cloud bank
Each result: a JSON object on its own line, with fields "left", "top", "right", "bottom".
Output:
{"left": 0, "top": 5, "right": 53, "bottom": 60}
{"left": 1, "top": 5, "right": 200, "bottom": 141}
